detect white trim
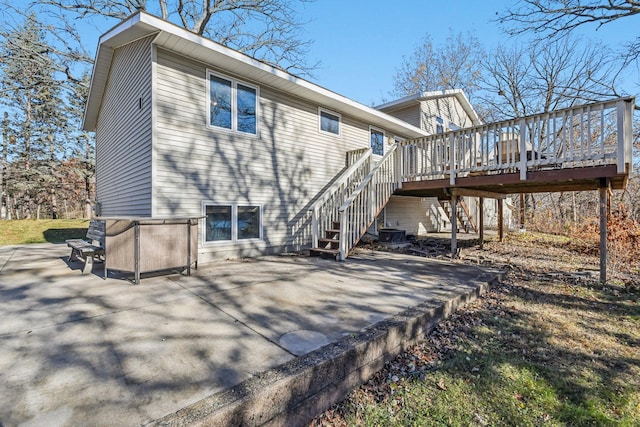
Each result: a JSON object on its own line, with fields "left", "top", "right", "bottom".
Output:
{"left": 375, "top": 89, "right": 482, "bottom": 127}
{"left": 206, "top": 69, "right": 260, "bottom": 137}
{"left": 318, "top": 107, "right": 341, "bottom": 136}
{"left": 202, "top": 201, "right": 263, "bottom": 245}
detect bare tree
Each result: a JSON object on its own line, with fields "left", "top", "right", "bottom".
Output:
{"left": 477, "top": 35, "right": 629, "bottom": 226}
{"left": 478, "top": 36, "right": 623, "bottom": 121}
{"left": 393, "top": 31, "right": 484, "bottom": 98}
{"left": 23, "top": 0, "right": 316, "bottom": 76}
{"left": 497, "top": 0, "right": 640, "bottom": 107}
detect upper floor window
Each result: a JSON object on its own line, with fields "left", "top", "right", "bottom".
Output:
{"left": 370, "top": 127, "right": 385, "bottom": 156}
{"left": 207, "top": 70, "right": 258, "bottom": 135}
{"left": 436, "top": 116, "right": 444, "bottom": 134}
{"left": 319, "top": 108, "right": 341, "bottom": 135}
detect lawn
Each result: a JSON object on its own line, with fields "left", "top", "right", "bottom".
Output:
{"left": 0, "top": 219, "right": 89, "bottom": 245}
{"left": 312, "top": 233, "right": 640, "bottom": 426}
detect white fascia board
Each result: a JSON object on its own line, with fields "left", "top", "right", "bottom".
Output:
{"left": 375, "top": 89, "right": 482, "bottom": 126}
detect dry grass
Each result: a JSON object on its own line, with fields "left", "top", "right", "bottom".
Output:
{"left": 0, "top": 219, "right": 89, "bottom": 245}
{"left": 311, "top": 232, "right": 640, "bottom": 426}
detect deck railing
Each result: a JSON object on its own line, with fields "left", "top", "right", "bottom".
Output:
{"left": 310, "top": 148, "right": 372, "bottom": 249}
{"left": 338, "top": 144, "right": 401, "bottom": 260}
{"left": 398, "top": 97, "right": 635, "bottom": 184}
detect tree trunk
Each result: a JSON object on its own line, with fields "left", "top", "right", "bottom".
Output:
{"left": 85, "top": 199, "right": 92, "bottom": 219}
{"left": 6, "top": 193, "right": 11, "bottom": 220}
{"left": 51, "top": 188, "right": 57, "bottom": 220}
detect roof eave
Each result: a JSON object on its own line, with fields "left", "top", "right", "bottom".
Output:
{"left": 82, "top": 12, "right": 428, "bottom": 138}
{"left": 375, "top": 89, "right": 482, "bottom": 127}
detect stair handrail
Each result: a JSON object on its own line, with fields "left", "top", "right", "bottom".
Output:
{"left": 338, "top": 144, "right": 400, "bottom": 260}
{"left": 309, "top": 148, "right": 372, "bottom": 248}
{"left": 430, "top": 203, "right": 451, "bottom": 232}
{"left": 458, "top": 198, "right": 478, "bottom": 233}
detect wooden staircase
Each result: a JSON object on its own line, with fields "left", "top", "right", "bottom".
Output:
{"left": 309, "top": 221, "right": 341, "bottom": 258}
{"left": 439, "top": 198, "right": 477, "bottom": 233}
{"left": 309, "top": 144, "right": 401, "bottom": 261}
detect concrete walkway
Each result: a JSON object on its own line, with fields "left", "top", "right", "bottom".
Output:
{"left": 0, "top": 243, "right": 500, "bottom": 426}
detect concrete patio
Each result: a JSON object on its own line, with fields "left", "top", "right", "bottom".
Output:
{"left": 0, "top": 243, "right": 500, "bottom": 426}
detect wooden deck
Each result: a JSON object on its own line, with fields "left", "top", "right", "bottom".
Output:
{"left": 396, "top": 164, "right": 628, "bottom": 198}
{"left": 310, "top": 97, "right": 635, "bottom": 265}
{"left": 396, "top": 97, "right": 634, "bottom": 198}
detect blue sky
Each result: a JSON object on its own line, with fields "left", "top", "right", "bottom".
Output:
{"left": 300, "top": 0, "right": 639, "bottom": 106}
{"left": 11, "top": 0, "right": 639, "bottom": 106}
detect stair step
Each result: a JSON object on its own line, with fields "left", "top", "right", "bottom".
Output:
{"left": 309, "top": 247, "right": 340, "bottom": 259}
{"left": 318, "top": 238, "right": 340, "bottom": 249}
{"left": 324, "top": 228, "right": 340, "bottom": 237}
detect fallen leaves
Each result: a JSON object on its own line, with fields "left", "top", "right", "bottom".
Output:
{"left": 310, "top": 233, "right": 640, "bottom": 427}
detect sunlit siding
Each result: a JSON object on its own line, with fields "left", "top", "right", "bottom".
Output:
{"left": 153, "top": 48, "right": 399, "bottom": 261}
{"left": 420, "top": 97, "right": 473, "bottom": 133}
{"left": 384, "top": 196, "right": 441, "bottom": 235}
{"left": 383, "top": 105, "right": 421, "bottom": 129}
{"left": 95, "top": 36, "right": 154, "bottom": 216}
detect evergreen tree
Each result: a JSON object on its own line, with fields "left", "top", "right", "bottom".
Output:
{"left": 0, "top": 13, "right": 68, "bottom": 218}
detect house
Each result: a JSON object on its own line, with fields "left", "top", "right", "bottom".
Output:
{"left": 83, "top": 11, "right": 485, "bottom": 263}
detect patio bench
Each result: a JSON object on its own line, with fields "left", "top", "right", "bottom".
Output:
{"left": 66, "top": 220, "right": 105, "bottom": 276}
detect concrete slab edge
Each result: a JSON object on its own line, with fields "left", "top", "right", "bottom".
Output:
{"left": 151, "top": 273, "right": 502, "bottom": 427}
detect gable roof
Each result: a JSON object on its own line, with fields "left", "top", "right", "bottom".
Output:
{"left": 375, "top": 89, "right": 482, "bottom": 126}
{"left": 83, "top": 11, "right": 429, "bottom": 138}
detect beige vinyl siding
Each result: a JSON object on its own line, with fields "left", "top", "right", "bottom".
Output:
{"left": 383, "top": 105, "right": 421, "bottom": 129}
{"left": 95, "top": 35, "right": 154, "bottom": 216}
{"left": 153, "top": 48, "right": 392, "bottom": 261}
{"left": 384, "top": 196, "right": 442, "bottom": 236}
{"left": 420, "top": 97, "right": 474, "bottom": 134}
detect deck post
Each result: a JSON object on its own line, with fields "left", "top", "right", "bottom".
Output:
{"left": 519, "top": 118, "right": 527, "bottom": 180}
{"left": 498, "top": 199, "right": 504, "bottom": 243}
{"left": 479, "top": 197, "right": 484, "bottom": 249}
{"left": 449, "top": 133, "right": 456, "bottom": 185}
{"left": 599, "top": 179, "right": 609, "bottom": 283}
{"left": 519, "top": 193, "right": 526, "bottom": 231}
{"left": 451, "top": 195, "right": 458, "bottom": 257}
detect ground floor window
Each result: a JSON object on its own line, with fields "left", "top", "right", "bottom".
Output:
{"left": 204, "top": 203, "right": 262, "bottom": 242}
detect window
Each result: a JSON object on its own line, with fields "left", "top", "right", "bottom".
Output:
{"left": 205, "top": 205, "right": 232, "bottom": 241}
{"left": 209, "top": 75, "right": 232, "bottom": 130}
{"left": 237, "top": 206, "right": 260, "bottom": 240}
{"left": 204, "top": 203, "right": 262, "bottom": 242}
{"left": 370, "top": 127, "right": 385, "bottom": 156}
{"left": 319, "top": 108, "right": 340, "bottom": 135}
{"left": 207, "top": 70, "right": 258, "bottom": 135}
{"left": 436, "top": 116, "right": 444, "bottom": 134}
{"left": 237, "top": 84, "right": 257, "bottom": 134}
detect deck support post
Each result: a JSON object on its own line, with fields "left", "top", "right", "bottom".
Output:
{"left": 599, "top": 179, "right": 609, "bottom": 283}
{"left": 479, "top": 197, "right": 484, "bottom": 249}
{"left": 498, "top": 199, "right": 504, "bottom": 243}
{"left": 519, "top": 193, "right": 526, "bottom": 231}
{"left": 451, "top": 195, "right": 458, "bottom": 258}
